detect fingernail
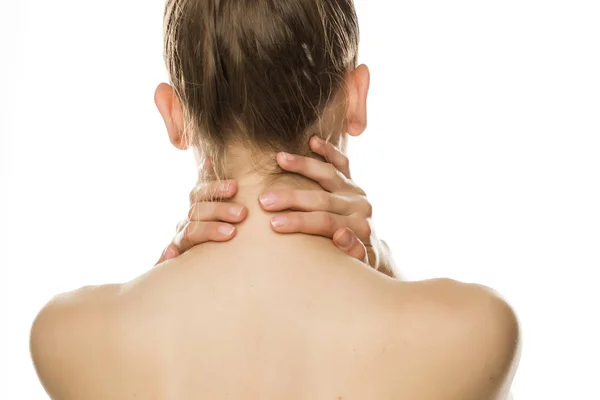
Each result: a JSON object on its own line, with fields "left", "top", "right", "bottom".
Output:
{"left": 229, "top": 206, "right": 244, "bottom": 217}
{"left": 221, "top": 182, "right": 233, "bottom": 192}
{"left": 281, "top": 152, "right": 295, "bottom": 162}
{"left": 259, "top": 193, "right": 277, "bottom": 207}
{"left": 271, "top": 215, "right": 288, "bottom": 228}
{"left": 218, "top": 224, "right": 235, "bottom": 236}
{"left": 338, "top": 230, "right": 353, "bottom": 249}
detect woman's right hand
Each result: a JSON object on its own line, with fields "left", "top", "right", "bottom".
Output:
{"left": 155, "top": 180, "right": 248, "bottom": 265}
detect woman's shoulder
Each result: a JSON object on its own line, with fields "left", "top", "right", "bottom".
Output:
{"left": 378, "top": 278, "right": 520, "bottom": 399}
{"left": 388, "top": 278, "right": 520, "bottom": 358}
{"left": 30, "top": 283, "right": 137, "bottom": 398}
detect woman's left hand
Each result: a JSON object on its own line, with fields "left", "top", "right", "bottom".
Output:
{"left": 259, "top": 136, "right": 381, "bottom": 269}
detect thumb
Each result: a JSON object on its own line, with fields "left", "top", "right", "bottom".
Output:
{"left": 155, "top": 244, "right": 180, "bottom": 266}
{"left": 333, "top": 228, "right": 368, "bottom": 264}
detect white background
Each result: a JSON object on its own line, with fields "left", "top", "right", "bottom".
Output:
{"left": 1, "top": 0, "right": 599, "bottom": 398}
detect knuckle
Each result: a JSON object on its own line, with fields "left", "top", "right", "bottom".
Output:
{"left": 356, "top": 218, "right": 372, "bottom": 239}
{"left": 316, "top": 192, "right": 332, "bottom": 211}
{"left": 327, "top": 163, "right": 337, "bottom": 180}
{"left": 355, "top": 186, "right": 367, "bottom": 197}
{"left": 340, "top": 155, "right": 350, "bottom": 169}
{"left": 190, "top": 202, "right": 222, "bottom": 221}
{"left": 324, "top": 144, "right": 335, "bottom": 161}
{"left": 366, "top": 203, "right": 373, "bottom": 218}
{"left": 321, "top": 212, "right": 336, "bottom": 232}
{"left": 363, "top": 221, "right": 373, "bottom": 238}
{"left": 324, "top": 165, "right": 341, "bottom": 189}
{"left": 361, "top": 197, "right": 373, "bottom": 218}
{"left": 207, "top": 202, "right": 221, "bottom": 218}
{"left": 281, "top": 190, "right": 295, "bottom": 206}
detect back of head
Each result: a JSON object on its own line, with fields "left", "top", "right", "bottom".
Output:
{"left": 163, "top": 0, "right": 359, "bottom": 179}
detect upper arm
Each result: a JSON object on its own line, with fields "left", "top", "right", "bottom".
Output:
{"left": 30, "top": 284, "right": 127, "bottom": 399}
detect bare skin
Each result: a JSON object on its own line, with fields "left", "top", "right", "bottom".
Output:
{"left": 30, "top": 66, "right": 520, "bottom": 399}
{"left": 31, "top": 214, "right": 519, "bottom": 399}
{"left": 157, "top": 137, "right": 396, "bottom": 278}
{"left": 30, "top": 154, "right": 520, "bottom": 400}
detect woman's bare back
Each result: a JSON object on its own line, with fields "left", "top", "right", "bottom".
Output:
{"left": 31, "top": 220, "right": 519, "bottom": 399}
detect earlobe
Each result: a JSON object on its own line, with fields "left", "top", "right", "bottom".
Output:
{"left": 154, "top": 83, "right": 189, "bottom": 150}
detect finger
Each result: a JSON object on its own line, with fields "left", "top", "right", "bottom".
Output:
{"left": 189, "top": 180, "right": 238, "bottom": 203}
{"left": 172, "top": 221, "right": 236, "bottom": 254}
{"left": 276, "top": 152, "right": 351, "bottom": 193}
{"left": 258, "top": 190, "right": 354, "bottom": 215}
{"left": 188, "top": 202, "right": 247, "bottom": 223}
{"left": 333, "top": 227, "right": 368, "bottom": 263}
{"left": 269, "top": 211, "right": 346, "bottom": 237}
{"left": 309, "top": 136, "right": 351, "bottom": 178}
{"left": 270, "top": 211, "right": 373, "bottom": 245}
{"left": 155, "top": 244, "right": 180, "bottom": 266}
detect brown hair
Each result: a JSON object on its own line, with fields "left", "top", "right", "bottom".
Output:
{"left": 163, "top": 0, "right": 359, "bottom": 179}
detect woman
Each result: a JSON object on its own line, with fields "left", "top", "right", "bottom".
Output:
{"left": 30, "top": 0, "right": 520, "bottom": 399}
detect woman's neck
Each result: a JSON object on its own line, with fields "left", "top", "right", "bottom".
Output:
{"left": 231, "top": 170, "right": 325, "bottom": 242}
{"left": 184, "top": 169, "right": 347, "bottom": 266}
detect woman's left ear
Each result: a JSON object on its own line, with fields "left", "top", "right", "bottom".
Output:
{"left": 346, "top": 64, "right": 370, "bottom": 137}
{"left": 154, "top": 83, "right": 189, "bottom": 150}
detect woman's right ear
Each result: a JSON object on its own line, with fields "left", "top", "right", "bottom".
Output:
{"left": 154, "top": 83, "right": 189, "bottom": 150}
